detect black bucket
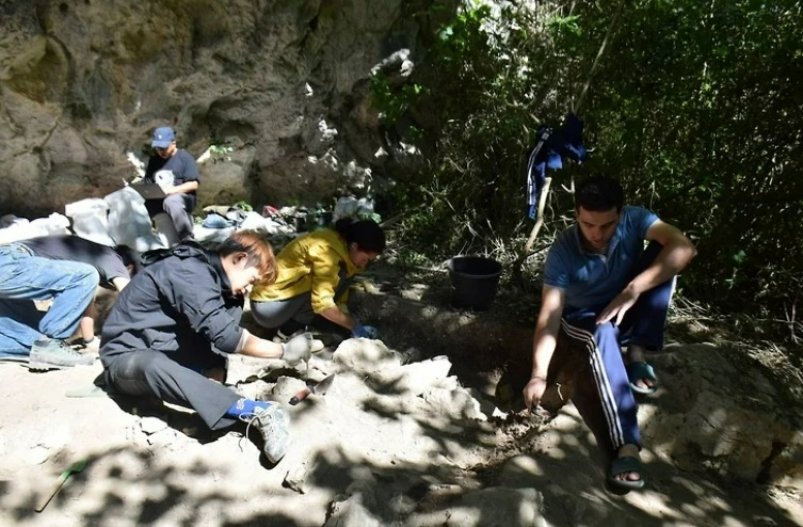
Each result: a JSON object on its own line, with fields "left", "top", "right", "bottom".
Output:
{"left": 447, "top": 256, "right": 502, "bottom": 310}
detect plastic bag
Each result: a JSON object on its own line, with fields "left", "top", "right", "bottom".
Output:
{"left": 333, "top": 197, "right": 379, "bottom": 223}
{"left": 105, "top": 187, "right": 166, "bottom": 252}
{"left": 65, "top": 198, "right": 115, "bottom": 246}
{"left": 0, "top": 213, "right": 70, "bottom": 244}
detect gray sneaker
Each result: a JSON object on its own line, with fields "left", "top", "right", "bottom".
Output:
{"left": 241, "top": 403, "right": 291, "bottom": 463}
{"left": 29, "top": 338, "right": 96, "bottom": 371}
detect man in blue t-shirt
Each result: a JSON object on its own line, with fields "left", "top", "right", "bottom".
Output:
{"left": 522, "top": 176, "right": 695, "bottom": 494}
{"left": 143, "top": 126, "right": 200, "bottom": 242}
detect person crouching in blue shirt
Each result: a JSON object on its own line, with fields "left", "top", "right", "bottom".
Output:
{"left": 522, "top": 176, "right": 696, "bottom": 493}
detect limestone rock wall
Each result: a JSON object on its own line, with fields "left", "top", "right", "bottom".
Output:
{"left": 0, "top": 0, "right": 418, "bottom": 216}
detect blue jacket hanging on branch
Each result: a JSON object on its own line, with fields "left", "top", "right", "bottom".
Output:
{"left": 526, "top": 113, "right": 589, "bottom": 220}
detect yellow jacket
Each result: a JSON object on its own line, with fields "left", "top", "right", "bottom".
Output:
{"left": 250, "top": 228, "right": 358, "bottom": 313}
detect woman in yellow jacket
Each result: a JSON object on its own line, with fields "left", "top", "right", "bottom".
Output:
{"left": 250, "top": 218, "right": 386, "bottom": 339}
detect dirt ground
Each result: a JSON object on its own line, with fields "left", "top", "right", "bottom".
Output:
{"left": 0, "top": 271, "right": 802, "bottom": 526}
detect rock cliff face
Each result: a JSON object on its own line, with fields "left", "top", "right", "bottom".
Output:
{"left": 0, "top": 0, "right": 416, "bottom": 216}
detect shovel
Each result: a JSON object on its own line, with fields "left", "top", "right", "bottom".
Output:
{"left": 35, "top": 458, "right": 88, "bottom": 512}
{"left": 289, "top": 373, "right": 336, "bottom": 405}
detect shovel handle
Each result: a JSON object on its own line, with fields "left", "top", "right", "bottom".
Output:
{"left": 289, "top": 387, "right": 311, "bottom": 406}
{"left": 35, "top": 472, "right": 69, "bottom": 513}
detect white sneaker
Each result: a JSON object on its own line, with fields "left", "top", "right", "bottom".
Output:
{"left": 241, "top": 404, "right": 290, "bottom": 463}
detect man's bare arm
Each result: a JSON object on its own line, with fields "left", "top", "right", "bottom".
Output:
{"left": 597, "top": 220, "right": 696, "bottom": 325}
{"left": 523, "top": 285, "right": 565, "bottom": 410}
{"left": 238, "top": 331, "right": 284, "bottom": 359}
{"left": 320, "top": 305, "right": 357, "bottom": 332}
{"left": 111, "top": 277, "right": 130, "bottom": 291}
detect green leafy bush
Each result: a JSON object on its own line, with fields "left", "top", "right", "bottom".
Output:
{"left": 375, "top": 0, "right": 802, "bottom": 336}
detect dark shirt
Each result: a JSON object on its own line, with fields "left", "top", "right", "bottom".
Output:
{"left": 144, "top": 149, "right": 200, "bottom": 195}
{"left": 21, "top": 235, "right": 129, "bottom": 290}
{"left": 99, "top": 243, "right": 244, "bottom": 361}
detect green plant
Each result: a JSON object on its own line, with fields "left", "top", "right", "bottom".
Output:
{"left": 232, "top": 200, "right": 253, "bottom": 212}
{"left": 209, "top": 144, "right": 234, "bottom": 163}
{"left": 381, "top": 2, "right": 567, "bottom": 259}
{"left": 377, "top": 0, "right": 803, "bottom": 335}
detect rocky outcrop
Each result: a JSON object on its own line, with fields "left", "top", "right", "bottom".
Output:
{"left": 0, "top": 0, "right": 419, "bottom": 216}
{"left": 646, "top": 342, "right": 803, "bottom": 491}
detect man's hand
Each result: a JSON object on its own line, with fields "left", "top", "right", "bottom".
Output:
{"left": 523, "top": 376, "right": 548, "bottom": 412}
{"left": 352, "top": 324, "right": 379, "bottom": 339}
{"left": 281, "top": 333, "right": 312, "bottom": 365}
{"left": 596, "top": 286, "right": 640, "bottom": 326}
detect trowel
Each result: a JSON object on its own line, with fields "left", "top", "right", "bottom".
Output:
{"left": 289, "top": 373, "right": 336, "bottom": 405}
{"left": 35, "top": 458, "right": 88, "bottom": 512}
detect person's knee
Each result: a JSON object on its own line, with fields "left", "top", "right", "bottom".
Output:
{"left": 593, "top": 320, "right": 618, "bottom": 340}
{"left": 138, "top": 352, "right": 174, "bottom": 380}
{"left": 104, "top": 353, "right": 160, "bottom": 395}
{"left": 114, "top": 351, "right": 160, "bottom": 378}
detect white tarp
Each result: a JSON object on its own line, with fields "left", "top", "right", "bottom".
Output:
{"left": 104, "top": 187, "right": 167, "bottom": 252}
{"left": 0, "top": 213, "right": 70, "bottom": 244}
{"left": 64, "top": 198, "right": 116, "bottom": 246}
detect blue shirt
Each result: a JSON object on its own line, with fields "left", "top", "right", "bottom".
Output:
{"left": 543, "top": 206, "right": 658, "bottom": 314}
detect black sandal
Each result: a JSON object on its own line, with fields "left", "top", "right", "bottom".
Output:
{"left": 606, "top": 455, "right": 645, "bottom": 494}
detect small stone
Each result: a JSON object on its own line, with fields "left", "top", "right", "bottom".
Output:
{"left": 283, "top": 463, "right": 309, "bottom": 494}
{"left": 29, "top": 445, "right": 50, "bottom": 465}
{"left": 139, "top": 416, "right": 168, "bottom": 435}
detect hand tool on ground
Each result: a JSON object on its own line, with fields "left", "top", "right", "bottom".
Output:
{"left": 35, "top": 458, "right": 88, "bottom": 512}
{"left": 289, "top": 373, "right": 336, "bottom": 405}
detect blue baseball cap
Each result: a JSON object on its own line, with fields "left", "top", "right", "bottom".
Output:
{"left": 151, "top": 126, "right": 176, "bottom": 148}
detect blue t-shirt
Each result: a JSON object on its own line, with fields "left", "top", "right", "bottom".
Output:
{"left": 543, "top": 205, "right": 658, "bottom": 314}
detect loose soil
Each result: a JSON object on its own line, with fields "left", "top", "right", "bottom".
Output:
{"left": 0, "top": 263, "right": 801, "bottom": 526}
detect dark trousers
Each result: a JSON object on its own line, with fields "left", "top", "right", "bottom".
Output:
{"left": 102, "top": 346, "right": 240, "bottom": 430}
{"left": 146, "top": 193, "right": 195, "bottom": 241}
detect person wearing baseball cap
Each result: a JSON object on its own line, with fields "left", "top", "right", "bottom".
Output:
{"left": 143, "top": 126, "right": 200, "bottom": 242}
